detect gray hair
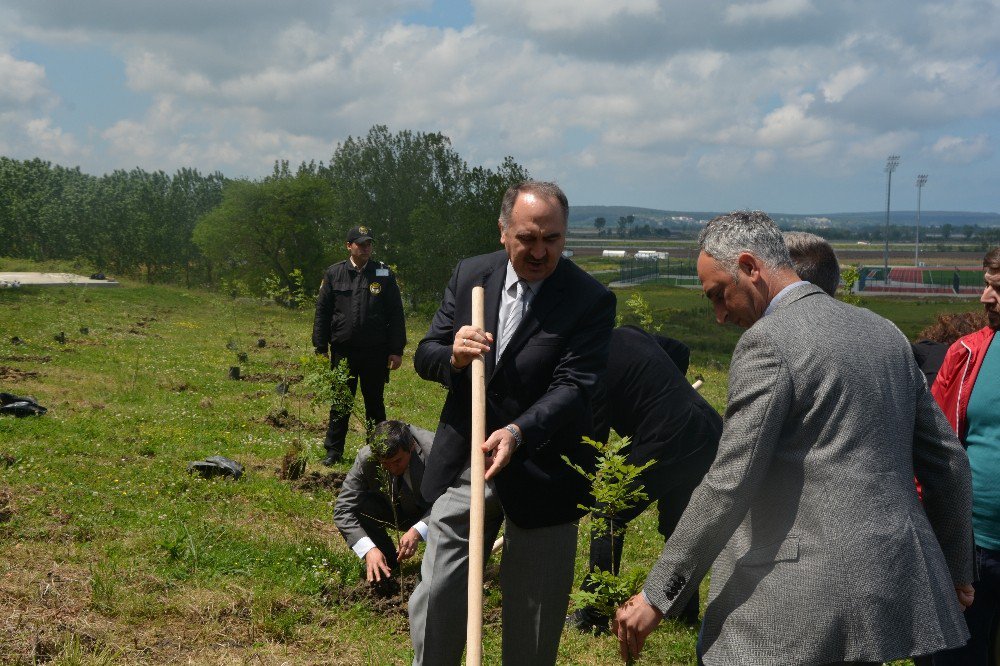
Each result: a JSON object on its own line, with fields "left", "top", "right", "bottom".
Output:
{"left": 783, "top": 231, "right": 841, "bottom": 297}
{"left": 698, "top": 210, "right": 793, "bottom": 277}
{"left": 499, "top": 181, "right": 569, "bottom": 230}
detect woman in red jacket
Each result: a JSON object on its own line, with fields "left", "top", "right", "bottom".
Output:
{"left": 932, "top": 246, "right": 1000, "bottom": 665}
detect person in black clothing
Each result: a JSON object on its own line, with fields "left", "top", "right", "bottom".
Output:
{"left": 567, "top": 326, "right": 723, "bottom": 634}
{"left": 313, "top": 226, "right": 406, "bottom": 465}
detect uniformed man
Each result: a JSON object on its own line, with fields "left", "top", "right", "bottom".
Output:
{"left": 313, "top": 226, "right": 406, "bottom": 465}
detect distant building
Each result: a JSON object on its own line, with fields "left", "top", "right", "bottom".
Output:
{"left": 635, "top": 250, "right": 668, "bottom": 260}
{"left": 602, "top": 250, "right": 627, "bottom": 258}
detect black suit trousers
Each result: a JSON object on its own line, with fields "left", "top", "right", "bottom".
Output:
{"left": 325, "top": 348, "right": 388, "bottom": 455}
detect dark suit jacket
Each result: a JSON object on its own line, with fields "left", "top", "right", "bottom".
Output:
{"left": 595, "top": 326, "right": 722, "bottom": 486}
{"left": 414, "top": 250, "right": 616, "bottom": 528}
{"left": 333, "top": 424, "right": 434, "bottom": 548}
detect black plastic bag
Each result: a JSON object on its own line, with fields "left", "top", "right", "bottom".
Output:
{"left": 0, "top": 393, "right": 47, "bottom": 417}
{"left": 187, "top": 455, "right": 243, "bottom": 480}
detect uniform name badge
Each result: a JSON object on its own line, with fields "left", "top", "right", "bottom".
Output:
{"left": 369, "top": 282, "right": 382, "bottom": 294}
{"left": 376, "top": 268, "right": 389, "bottom": 277}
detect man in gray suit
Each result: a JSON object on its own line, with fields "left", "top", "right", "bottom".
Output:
{"left": 334, "top": 420, "right": 434, "bottom": 582}
{"left": 613, "top": 211, "right": 974, "bottom": 665}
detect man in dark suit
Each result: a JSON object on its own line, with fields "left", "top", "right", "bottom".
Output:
{"left": 334, "top": 420, "right": 434, "bottom": 582}
{"left": 408, "top": 181, "right": 616, "bottom": 665}
{"left": 567, "top": 326, "right": 722, "bottom": 634}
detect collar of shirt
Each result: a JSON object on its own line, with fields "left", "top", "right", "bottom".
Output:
{"left": 503, "top": 261, "right": 545, "bottom": 296}
{"left": 349, "top": 257, "right": 368, "bottom": 272}
{"left": 764, "top": 280, "right": 810, "bottom": 317}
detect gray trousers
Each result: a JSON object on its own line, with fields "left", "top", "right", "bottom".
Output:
{"left": 409, "top": 467, "right": 578, "bottom": 666}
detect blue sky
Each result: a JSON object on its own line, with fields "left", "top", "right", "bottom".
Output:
{"left": 0, "top": 0, "right": 997, "bottom": 214}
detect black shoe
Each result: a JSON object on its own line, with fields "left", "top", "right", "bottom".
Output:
{"left": 565, "top": 608, "right": 610, "bottom": 635}
{"left": 322, "top": 453, "right": 342, "bottom": 466}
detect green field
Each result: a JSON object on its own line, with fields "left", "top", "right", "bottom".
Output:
{"left": 0, "top": 262, "right": 982, "bottom": 664}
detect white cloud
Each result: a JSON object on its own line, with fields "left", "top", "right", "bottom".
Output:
{"left": 24, "top": 117, "right": 83, "bottom": 160}
{"left": 725, "top": 0, "right": 816, "bottom": 25}
{"left": 125, "top": 52, "right": 213, "bottom": 95}
{"left": 820, "top": 64, "right": 870, "bottom": 103}
{"left": 756, "top": 94, "right": 835, "bottom": 147}
{"left": 697, "top": 150, "right": 750, "bottom": 180}
{"left": 930, "top": 134, "right": 993, "bottom": 164}
{"left": 486, "top": 0, "right": 660, "bottom": 31}
{"left": 0, "top": 53, "right": 51, "bottom": 108}
{"left": 0, "top": 0, "right": 998, "bottom": 211}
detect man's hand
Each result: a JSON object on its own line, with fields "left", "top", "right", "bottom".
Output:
{"left": 364, "top": 547, "right": 392, "bottom": 582}
{"left": 957, "top": 583, "right": 975, "bottom": 610}
{"left": 450, "top": 325, "right": 493, "bottom": 369}
{"left": 396, "top": 527, "right": 422, "bottom": 562}
{"left": 483, "top": 425, "right": 519, "bottom": 480}
{"left": 613, "top": 593, "right": 663, "bottom": 662}
{"left": 387, "top": 354, "right": 402, "bottom": 370}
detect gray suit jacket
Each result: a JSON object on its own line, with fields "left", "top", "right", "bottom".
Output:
{"left": 644, "top": 283, "right": 973, "bottom": 665}
{"left": 333, "top": 424, "right": 434, "bottom": 548}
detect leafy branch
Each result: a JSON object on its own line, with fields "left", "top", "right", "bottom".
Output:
{"left": 563, "top": 435, "right": 654, "bottom": 619}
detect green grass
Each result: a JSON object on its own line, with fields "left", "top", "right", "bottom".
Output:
{"left": 0, "top": 263, "right": 978, "bottom": 664}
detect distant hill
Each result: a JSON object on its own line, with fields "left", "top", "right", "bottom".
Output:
{"left": 569, "top": 205, "right": 1000, "bottom": 230}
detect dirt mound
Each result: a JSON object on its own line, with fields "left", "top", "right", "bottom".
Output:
{"left": 241, "top": 373, "right": 303, "bottom": 384}
{"left": 0, "top": 366, "right": 40, "bottom": 382}
{"left": 293, "top": 470, "right": 346, "bottom": 493}
{"left": 263, "top": 408, "right": 306, "bottom": 429}
{"left": 337, "top": 577, "right": 414, "bottom": 619}
{"left": 0, "top": 354, "right": 51, "bottom": 363}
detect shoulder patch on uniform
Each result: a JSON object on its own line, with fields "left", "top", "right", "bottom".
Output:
{"left": 369, "top": 282, "right": 382, "bottom": 295}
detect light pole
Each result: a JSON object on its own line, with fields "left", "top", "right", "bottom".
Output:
{"left": 883, "top": 155, "right": 900, "bottom": 284}
{"left": 915, "top": 174, "right": 928, "bottom": 266}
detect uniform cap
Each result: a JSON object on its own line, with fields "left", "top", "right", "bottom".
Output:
{"left": 346, "top": 226, "right": 374, "bottom": 243}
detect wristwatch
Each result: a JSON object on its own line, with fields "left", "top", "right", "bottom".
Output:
{"left": 504, "top": 424, "right": 522, "bottom": 449}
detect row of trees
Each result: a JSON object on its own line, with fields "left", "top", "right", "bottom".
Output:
{"left": 194, "top": 126, "right": 528, "bottom": 307}
{"left": 0, "top": 126, "right": 530, "bottom": 306}
{"left": 0, "top": 159, "right": 225, "bottom": 283}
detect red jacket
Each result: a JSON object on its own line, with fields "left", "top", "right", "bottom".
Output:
{"left": 931, "top": 326, "right": 997, "bottom": 444}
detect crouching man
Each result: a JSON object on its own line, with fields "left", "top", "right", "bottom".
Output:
{"left": 334, "top": 420, "right": 434, "bottom": 581}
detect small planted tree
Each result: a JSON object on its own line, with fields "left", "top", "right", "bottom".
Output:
{"left": 299, "top": 355, "right": 374, "bottom": 459}
{"left": 563, "top": 435, "right": 654, "bottom": 626}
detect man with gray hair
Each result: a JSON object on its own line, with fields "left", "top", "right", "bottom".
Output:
{"left": 613, "top": 210, "right": 974, "bottom": 665}
{"left": 783, "top": 230, "right": 841, "bottom": 297}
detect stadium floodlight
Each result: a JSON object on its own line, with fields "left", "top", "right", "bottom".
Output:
{"left": 883, "top": 155, "right": 900, "bottom": 284}
{"left": 915, "top": 174, "right": 928, "bottom": 266}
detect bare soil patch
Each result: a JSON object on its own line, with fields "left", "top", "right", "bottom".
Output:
{"left": 242, "top": 372, "right": 303, "bottom": 384}
{"left": 263, "top": 408, "right": 308, "bottom": 430}
{"left": 0, "top": 487, "right": 13, "bottom": 523}
{"left": 293, "top": 470, "right": 346, "bottom": 493}
{"left": 0, "top": 367, "right": 40, "bottom": 382}
{"left": 337, "top": 577, "right": 414, "bottom": 621}
{"left": 0, "top": 355, "right": 51, "bottom": 363}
